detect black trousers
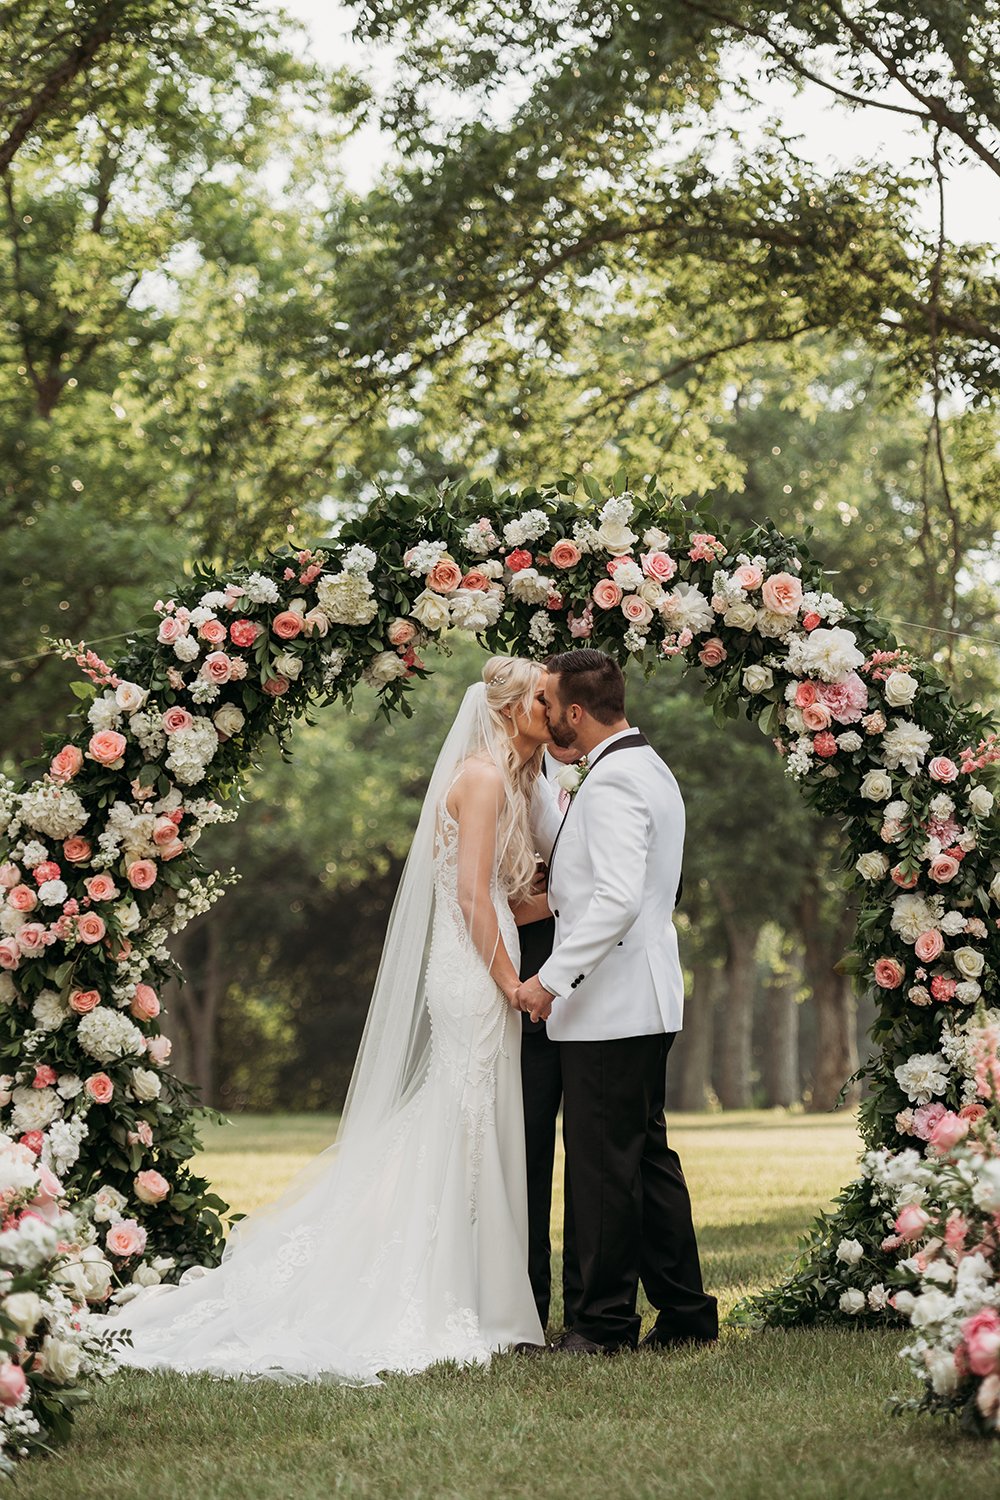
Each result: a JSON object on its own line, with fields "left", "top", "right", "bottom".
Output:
{"left": 560, "top": 1032, "right": 718, "bottom": 1350}
{"left": 518, "top": 917, "right": 580, "bottom": 1330}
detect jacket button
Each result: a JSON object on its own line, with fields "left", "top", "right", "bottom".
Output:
{"left": 553, "top": 909, "right": 559, "bottom": 918}
{"left": 617, "top": 940, "right": 623, "bottom": 947}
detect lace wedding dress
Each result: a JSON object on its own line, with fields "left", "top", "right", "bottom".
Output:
{"left": 114, "top": 687, "right": 545, "bottom": 1382}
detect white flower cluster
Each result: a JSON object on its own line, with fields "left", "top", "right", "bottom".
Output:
{"left": 893, "top": 1052, "right": 950, "bottom": 1105}
{"left": 403, "top": 540, "right": 448, "bottom": 577}
{"left": 43, "top": 1114, "right": 88, "bottom": 1176}
{"left": 509, "top": 569, "right": 555, "bottom": 605}
{"left": 660, "top": 583, "right": 714, "bottom": 636}
{"left": 316, "top": 571, "right": 378, "bottom": 626}
{"left": 460, "top": 518, "right": 500, "bottom": 556}
{"left": 571, "top": 519, "right": 602, "bottom": 554}
{"left": 244, "top": 571, "right": 280, "bottom": 605}
{"left": 168, "top": 869, "right": 238, "bottom": 932}
{"left": 784, "top": 626, "right": 865, "bottom": 683}
{"left": 165, "top": 717, "right": 219, "bottom": 787}
{"left": 321, "top": 648, "right": 347, "bottom": 690}
{"left": 880, "top": 718, "right": 933, "bottom": 776}
{"left": 800, "top": 589, "right": 847, "bottom": 624}
{"left": 502, "top": 509, "right": 549, "bottom": 546}
{"left": 87, "top": 692, "right": 123, "bottom": 733}
{"left": 450, "top": 589, "right": 504, "bottom": 632}
{"left": 528, "top": 611, "right": 556, "bottom": 649}
{"left": 76, "top": 1008, "right": 145, "bottom": 1065}
{"left": 341, "top": 544, "right": 377, "bottom": 576}
{"left": 16, "top": 784, "right": 88, "bottom": 840}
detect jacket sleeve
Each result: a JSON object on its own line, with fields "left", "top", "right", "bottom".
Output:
{"left": 537, "top": 766, "right": 650, "bottom": 999}
{"left": 529, "top": 776, "right": 563, "bottom": 863}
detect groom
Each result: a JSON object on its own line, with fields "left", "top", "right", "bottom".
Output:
{"left": 516, "top": 649, "right": 718, "bottom": 1355}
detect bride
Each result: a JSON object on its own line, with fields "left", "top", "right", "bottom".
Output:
{"left": 114, "top": 656, "right": 557, "bottom": 1382}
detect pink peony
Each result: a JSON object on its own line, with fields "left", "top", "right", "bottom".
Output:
{"left": 504, "top": 549, "right": 533, "bottom": 574}
{"left": 62, "top": 837, "right": 92, "bottom": 863}
{"left": 962, "top": 1309, "right": 1000, "bottom": 1377}
{"left": 0, "top": 1363, "right": 26, "bottom": 1408}
{"left": 69, "top": 989, "right": 101, "bottom": 1015}
{"left": 76, "top": 912, "right": 106, "bottom": 945}
{"left": 127, "top": 860, "right": 157, "bottom": 891}
{"left": 229, "top": 619, "right": 260, "bottom": 648}
{"left": 85, "top": 874, "right": 118, "bottom": 902}
{"left": 873, "top": 957, "right": 905, "bottom": 989}
{"left": 928, "top": 756, "right": 959, "bottom": 784}
{"left": 929, "top": 854, "right": 961, "bottom": 884}
{"left": 105, "top": 1219, "right": 147, "bottom": 1259}
{"left": 914, "top": 930, "right": 945, "bottom": 963}
{"left": 550, "top": 540, "right": 582, "bottom": 570}
{"left": 592, "top": 579, "right": 623, "bottom": 610}
{"left": 818, "top": 673, "right": 869, "bottom": 725}
{"left": 85, "top": 1073, "right": 114, "bottom": 1104}
{"left": 134, "top": 1169, "right": 170, "bottom": 1205}
{"left": 272, "top": 611, "right": 304, "bottom": 640}
{"left": 49, "top": 744, "right": 84, "bottom": 782}
{"left": 733, "top": 563, "right": 763, "bottom": 591}
{"left": 88, "top": 730, "right": 127, "bottom": 766}
{"left": 760, "top": 571, "right": 803, "bottom": 616}
{"left": 130, "top": 984, "right": 160, "bottom": 1021}
{"left": 426, "top": 558, "right": 463, "bottom": 593}
{"left": 895, "top": 1203, "right": 930, "bottom": 1241}
{"left": 162, "top": 706, "right": 193, "bottom": 735}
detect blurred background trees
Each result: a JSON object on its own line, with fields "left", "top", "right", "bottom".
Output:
{"left": 2, "top": 1, "right": 997, "bottom": 1111}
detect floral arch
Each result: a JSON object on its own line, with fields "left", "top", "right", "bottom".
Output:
{"left": 2, "top": 475, "right": 999, "bottom": 1453}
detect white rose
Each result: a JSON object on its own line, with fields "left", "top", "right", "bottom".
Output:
{"left": 555, "top": 765, "right": 582, "bottom": 795}
{"left": 953, "top": 946, "right": 985, "bottom": 979}
{"left": 79, "top": 1250, "right": 112, "bottom": 1302}
{"left": 131, "top": 1263, "right": 162, "bottom": 1288}
{"left": 838, "top": 1288, "right": 866, "bottom": 1315}
{"left": 92, "top": 1185, "right": 127, "bottom": 1223}
{"left": 130, "top": 1067, "right": 162, "bottom": 1102}
{"left": 597, "top": 519, "right": 639, "bottom": 555}
{"left": 969, "top": 786, "right": 994, "bottom": 818}
{"left": 990, "top": 871, "right": 1000, "bottom": 905}
{"left": 54, "top": 1259, "right": 90, "bottom": 1302}
{"left": 910, "top": 1289, "right": 955, "bottom": 1328}
{"left": 860, "top": 769, "right": 892, "bottom": 802}
{"left": 39, "top": 1335, "right": 82, "bottom": 1385}
{"left": 867, "top": 1284, "right": 890, "bottom": 1312}
{"left": 115, "top": 681, "right": 148, "bottom": 713}
{"left": 364, "top": 651, "right": 407, "bottom": 686}
{"left": 213, "top": 704, "right": 245, "bottom": 739}
{"left": 3, "top": 1290, "right": 42, "bottom": 1333}
{"left": 884, "top": 670, "right": 917, "bottom": 707}
{"left": 836, "top": 1238, "right": 864, "bottom": 1266}
{"left": 974, "top": 1159, "right": 1000, "bottom": 1214}
{"left": 274, "top": 651, "right": 303, "bottom": 681}
{"left": 410, "top": 589, "right": 450, "bottom": 632}
{"left": 643, "top": 527, "right": 670, "bottom": 550}
{"left": 638, "top": 579, "right": 665, "bottom": 608}
{"left": 742, "top": 665, "right": 774, "bottom": 693}
{"left": 117, "top": 901, "right": 142, "bottom": 935}
{"left": 855, "top": 852, "right": 890, "bottom": 881}
{"left": 724, "top": 602, "right": 758, "bottom": 632}
{"left": 926, "top": 1348, "right": 959, "bottom": 1397}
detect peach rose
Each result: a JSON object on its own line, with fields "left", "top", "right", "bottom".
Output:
{"left": 0, "top": 941, "right": 19, "bottom": 971}
{"left": 158, "top": 838, "right": 184, "bottom": 861}
{"left": 7, "top": 885, "right": 36, "bottom": 913}
{"left": 387, "top": 618, "right": 417, "bottom": 647}
{"left": 134, "top": 1169, "right": 170, "bottom": 1205}
{"left": 801, "top": 702, "right": 832, "bottom": 731}
{"left": 592, "top": 579, "right": 623, "bottom": 610}
{"left": 130, "top": 984, "right": 160, "bottom": 1021}
{"left": 890, "top": 864, "right": 919, "bottom": 889}
{"left": 198, "top": 618, "right": 228, "bottom": 645}
{"left": 622, "top": 596, "right": 654, "bottom": 626}
{"left": 929, "top": 854, "right": 960, "bottom": 884}
{"left": 127, "top": 860, "right": 157, "bottom": 891}
{"left": 201, "top": 650, "right": 234, "bottom": 684}
{"left": 914, "top": 929, "right": 944, "bottom": 963}
{"left": 760, "top": 571, "right": 803, "bottom": 616}
{"left": 69, "top": 989, "right": 101, "bottom": 1015}
{"left": 550, "top": 540, "right": 582, "bottom": 570}
{"left": 698, "top": 637, "right": 727, "bottom": 668}
{"left": 152, "top": 817, "right": 179, "bottom": 848}
{"left": 272, "top": 611, "right": 304, "bottom": 640}
{"left": 733, "top": 563, "right": 763, "bottom": 591}
{"left": 960, "top": 1103, "right": 988, "bottom": 1124}
{"left": 873, "top": 957, "right": 905, "bottom": 989}
{"left": 162, "top": 706, "right": 193, "bottom": 735}
{"left": 794, "top": 681, "right": 818, "bottom": 707}
{"left": 894, "top": 1203, "right": 930, "bottom": 1241}
{"left": 85, "top": 1073, "right": 114, "bottom": 1104}
{"left": 639, "top": 550, "right": 676, "bottom": 584}
{"left": 229, "top": 619, "right": 260, "bottom": 648}
{"left": 459, "top": 570, "right": 490, "bottom": 593}
{"left": 426, "top": 558, "right": 463, "bottom": 593}
{"left": 88, "top": 730, "right": 127, "bottom": 766}
{"left": 0, "top": 864, "right": 19, "bottom": 888}
{"left": 76, "top": 913, "right": 106, "bottom": 945}
{"left": 928, "top": 756, "right": 959, "bottom": 783}
{"left": 105, "top": 1219, "right": 147, "bottom": 1258}
{"left": 263, "top": 675, "right": 290, "bottom": 696}
{"left": 156, "top": 616, "right": 184, "bottom": 644}
{"left": 62, "top": 837, "right": 92, "bottom": 863}
{"left": 85, "top": 874, "right": 118, "bottom": 902}
{"left": 302, "top": 607, "right": 329, "bottom": 637}
{"left": 49, "top": 744, "right": 83, "bottom": 782}
{"left": 0, "top": 1363, "right": 26, "bottom": 1408}
{"left": 16, "top": 924, "right": 47, "bottom": 955}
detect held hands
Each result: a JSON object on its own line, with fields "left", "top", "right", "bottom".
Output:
{"left": 514, "top": 974, "right": 555, "bottom": 1023}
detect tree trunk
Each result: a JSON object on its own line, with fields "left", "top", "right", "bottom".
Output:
{"left": 161, "top": 920, "right": 225, "bottom": 1107}
{"left": 714, "top": 913, "right": 758, "bottom": 1110}
{"left": 761, "top": 954, "right": 800, "bottom": 1108}
{"left": 798, "top": 882, "right": 860, "bottom": 1112}
{"left": 673, "top": 960, "right": 716, "bottom": 1112}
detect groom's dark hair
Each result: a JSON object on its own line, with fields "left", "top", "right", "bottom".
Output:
{"left": 545, "top": 649, "right": 626, "bottom": 724}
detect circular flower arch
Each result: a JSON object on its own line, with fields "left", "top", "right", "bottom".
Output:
{"left": 0, "top": 475, "right": 998, "bottom": 1452}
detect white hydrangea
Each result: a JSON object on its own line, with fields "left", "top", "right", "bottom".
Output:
{"left": 76, "top": 1008, "right": 145, "bottom": 1064}
{"left": 403, "top": 540, "right": 448, "bottom": 577}
{"left": 460, "top": 519, "right": 501, "bottom": 556}
{"left": 165, "top": 718, "right": 219, "bottom": 787}
{"left": 893, "top": 1052, "right": 950, "bottom": 1104}
{"left": 881, "top": 719, "right": 933, "bottom": 776}
{"left": 316, "top": 571, "right": 378, "bottom": 626}
{"left": 450, "top": 589, "right": 504, "bottom": 632}
{"left": 17, "top": 784, "right": 88, "bottom": 839}
{"left": 660, "top": 583, "right": 714, "bottom": 636}
{"left": 502, "top": 509, "right": 549, "bottom": 546}
{"left": 784, "top": 626, "right": 865, "bottom": 683}
{"left": 244, "top": 571, "right": 280, "bottom": 604}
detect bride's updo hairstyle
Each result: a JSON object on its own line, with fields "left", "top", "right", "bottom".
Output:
{"left": 481, "top": 655, "right": 545, "bottom": 903}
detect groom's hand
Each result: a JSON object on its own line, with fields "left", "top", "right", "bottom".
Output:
{"left": 516, "top": 975, "right": 554, "bottom": 1023}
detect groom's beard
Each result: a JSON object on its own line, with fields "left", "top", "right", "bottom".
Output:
{"left": 546, "top": 712, "right": 578, "bottom": 750}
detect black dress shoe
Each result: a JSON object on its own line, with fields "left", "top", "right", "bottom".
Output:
{"left": 512, "top": 1341, "right": 546, "bottom": 1355}
{"left": 638, "top": 1327, "right": 718, "bottom": 1351}
{"left": 548, "top": 1330, "right": 614, "bottom": 1356}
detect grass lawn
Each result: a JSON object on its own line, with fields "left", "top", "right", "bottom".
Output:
{"left": 32, "top": 1112, "right": 1000, "bottom": 1499}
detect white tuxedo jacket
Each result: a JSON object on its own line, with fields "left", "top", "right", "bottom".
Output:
{"left": 537, "top": 731, "right": 685, "bottom": 1042}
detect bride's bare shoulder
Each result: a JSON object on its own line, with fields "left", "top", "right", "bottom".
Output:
{"left": 446, "top": 756, "right": 505, "bottom": 816}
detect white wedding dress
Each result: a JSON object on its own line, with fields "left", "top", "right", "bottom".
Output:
{"left": 115, "top": 687, "right": 545, "bottom": 1382}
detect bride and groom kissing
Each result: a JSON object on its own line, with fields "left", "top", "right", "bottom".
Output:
{"left": 116, "top": 649, "right": 717, "bottom": 1381}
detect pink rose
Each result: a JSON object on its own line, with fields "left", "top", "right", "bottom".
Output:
{"left": 33, "top": 1064, "right": 57, "bottom": 1089}
{"left": 146, "top": 1035, "right": 172, "bottom": 1066}
{"left": 0, "top": 940, "right": 19, "bottom": 971}
{"left": 198, "top": 618, "right": 228, "bottom": 645}
{"left": 157, "top": 838, "right": 184, "bottom": 861}
{"left": 928, "top": 756, "right": 959, "bottom": 784}
{"left": 263, "top": 675, "right": 290, "bottom": 697}
{"left": 622, "top": 596, "right": 654, "bottom": 627}
{"left": 802, "top": 611, "right": 822, "bottom": 631}
{"left": 550, "top": 540, "right": 582, "bottom": 570}
{"left": 960, "top": 1103, "right": 988, "bottom": 1124}
{"left": 62, "top": 837, "right": 92, "bottom": 863}
{"left": 698, "top": 637, "right": 727, "bottom": 668}
{"left": 7, "top": 885, "right": 36, "bottom": 913}
{"left": 272, "top": 611, "right": 304, "bottom": 640}
{"left": 760, "top": 572, "right": 803, "bottom": 616}
{"left": 152, "top": 817, "right": 179, "bottom": 848}
{"left": 85, "top": 1072, "right": 114, "bottom": 1104}
{"left": 801, "top": 701, "right": 832, "bottom": 731}
{"left": 229, "top": 619, "right": 260, "bottom": 648}
{"left": 930, "top": 974, "right": 957, "bottom": 1002}
{"left": 76, "top": 912, "right": 106, "bottom": 945}
{"left": 105, "top": 1219, "right": 147, "bottom": 1258}
{"left": 387, "top": 618, "right": 417, "bottom": 647}
{"left": 302, "top": 607, "right": 328, "bottom": 637}
{"left": 459, "top": 570, "right": 490, "bottom": 593}
{"left": 156, "top": 616, "right": 184, "bottom": 644}
{"left": 88, "top": 730, "right": 127, "bottom": 766}
{"left": 733, "top": 563, "right": 763, "bottom": 591}
{"left": 0, "top": 864, "right": 19, "bottom": 888}
{"left": 134, "top": 1169, "right": 170, "bottom": 1205}
{"left": 890, "top": 864, "right": 919, "bottom": 889}
{"left": 914, "top": 929, "right": 944, "bottom": 962}
{"left": 894, "top": 1203, "right": 930, "bottom": 1242}
{"left": 85, "top": 874, "right": 118, "bottom": 902}
{"left": 426, "top": 558, "right": 464, "bottom": 593}
{"left": 127, "top": 860, "right": 157, "bottom": 891}
{"left": 962, "top": 1309, "right": 1000, "bottom": 1377}
{"left": 592, "top": 579, "right": 623, "bottom": 610}
{"left": 127, "top": 1120, "right": 154, "bottom": 1147}
{"left": 201, "top": 651, "right": 234, "bottom": 684}
{"left": 49, "top": 744, "right": 84, "bottom": 782}
{"left": 641, "top": 551, "right": 677, "bottom": 583}
{"left": 0, "top": 1363, "right": 26, "bottom": 1409}
{"left": 130, "top": 984, "right": 160, "bottom": 1021}
{"left": 929, "top": 854, "right": 960, "bottom": 884}
{"left": 162, "top": 706, "right": 193, "bottom": 735}
{"left": 873, "top": 957, "right": 904, "bottom": 989}
{"left": 16, "top": 924, "right": 47, "bottom": 955}
{"left": 70, "top": 988, "right": 101, "bottom": 1015}
{"left": 928, "top": 1111, "right": 969, "bottom": 1154}
{"left": 504, "top": 549, "right": 533, "bottom": 574}
{"left": 813, "top": 732, "right": 838, "bottom": 759}
{"left": 795, "top": 681, "right": 819, "bottom": 708}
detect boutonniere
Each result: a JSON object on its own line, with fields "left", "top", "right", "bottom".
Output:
{"left": 554, "top": 757, "right": 589, "bottom": 799}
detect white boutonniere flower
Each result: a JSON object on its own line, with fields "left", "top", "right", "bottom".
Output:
{"left": 555, "top": 758, "right": 589, "bottom": 798}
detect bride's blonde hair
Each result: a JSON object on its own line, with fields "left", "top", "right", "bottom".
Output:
{"left": 481, "top": 655, "right": 545, "bottom": 903}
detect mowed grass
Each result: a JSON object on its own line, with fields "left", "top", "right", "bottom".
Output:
{"left": 31, "top": 1113, "right": 1000, "bottom": 1499}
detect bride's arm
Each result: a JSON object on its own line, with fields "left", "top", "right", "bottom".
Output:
{"left": 451, "top": 762, "right": 522, "bottom": 1005}
{"left": 509, "top": 892, "right": 551, "bottom": 927}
